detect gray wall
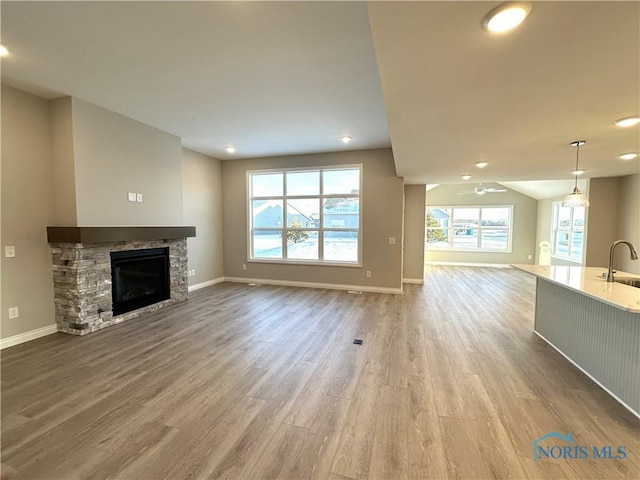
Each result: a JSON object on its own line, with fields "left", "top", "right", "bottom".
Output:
{"left": 425, "top": 183, "right": 537, "bottom": 265}
{"left": 51, "top": 97, "right": 77, "bottom": 225}
{"left": 584, "top": 177, "right": 622, "bottom": 268}
{"left": 182, "top": 148, "right": 225, "bottom": 285}
{"left": 71, "top": 98, "right": 184, "bottom": 226}
{"left": 403, "top": 184, "right": 426, "bottom": 281}
{"left": 1, "top": 86, "right": 56, "bottom": 337}
{"left": 222, "top": 148, "right": 404, "bottom": 290}
{"left": 616, "top": 173, "right": 640, "bottom": 274}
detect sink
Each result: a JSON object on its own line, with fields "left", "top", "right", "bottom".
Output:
{"left": 614, "top": 277, "right": 640, "bottom": 288}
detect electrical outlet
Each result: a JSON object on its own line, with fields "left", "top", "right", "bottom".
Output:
{"left": 136, "top": 193, "right": 143, "bottom": 203}
{"left": 5, "top": 246, "right": 15, "bottom": 257}
{"left": 388, "top": 237, "right": 396, "bottom": 245}
{"left": 8, "top": 307, "right": 19, "bottom": 319}
{"left": 528, "top": 254, "right": 533, "bottom": 260}
{"left": 242, "top": 263, "right": 247, "bottom": 271}
{"left": 128, "top": 192, "right": 137, "bottom": 202}
{"left": 366, "top": 270, "right": 372, "bottom": 278}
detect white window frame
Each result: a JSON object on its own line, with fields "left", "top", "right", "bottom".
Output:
{"left": 425, "top": 205, "right": 514, "bottom": 253}
{"left": 247, "top": 164, "right": 363, "bottom": 266}
{"left": 551, "top": 201, "right": 585, "bottom": 262}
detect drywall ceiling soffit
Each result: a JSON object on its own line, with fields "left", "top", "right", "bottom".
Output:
{"left": 1, "top": 1, "right": 390, "bottom": 160}
{"left": 498, "top": 179, "right": 588, "bottom": 200}
{"left": 368, "top": 1, "right": 640, "bottom": 184}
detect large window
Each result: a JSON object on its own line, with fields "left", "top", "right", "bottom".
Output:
{"left": 551, "top": 202, "right": 584, "bottom": 261}
{"left": 426, "top": 205, "right": 513, "bottom": 252}
{"left": 248, "top": 166, "right": 361, "bottom": 264}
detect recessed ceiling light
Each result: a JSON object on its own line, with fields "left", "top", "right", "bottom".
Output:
{"left": 225, "top": 146, "right": 236, "bottom": 153}
{"left": 341, "top": 135, "right": 352, "bottom": 143}
{"left": 461, "top": 174, "right": 472, "bottom": 180}
{"left": 614, "top": 116, "right": 640, "bottom": 128}
{"left": 619, "top": 153, "right": 638, "bottom": 161}
{"left": 475, "top": 162, "right": 489, "bottom": 168}
{"left": 571, "top": 169, "right": 585, "bottom": 175}
{"left": 0, "top": 45, "right": 9, "bottom": 57}
{"left": 483, "top": 2, "right": 531, "bottom": 33}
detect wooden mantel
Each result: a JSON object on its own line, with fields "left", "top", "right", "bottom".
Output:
{"left": 47, "top": 226, "right": 196, "bottom": 244}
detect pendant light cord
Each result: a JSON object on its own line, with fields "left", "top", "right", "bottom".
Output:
{"left": 574, "top": 142, "right": 580, "bottom": 190}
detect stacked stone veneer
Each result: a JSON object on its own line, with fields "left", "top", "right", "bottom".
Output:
{"left": 51, "top": 239, "right": 188, "bottom": 335}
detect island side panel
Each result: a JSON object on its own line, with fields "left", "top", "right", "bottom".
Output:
{"left": 535, "top": 278, "right": 640, "bottom": 415}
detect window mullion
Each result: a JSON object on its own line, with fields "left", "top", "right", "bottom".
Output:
{"left": 319, "top": 175, "right": 325, "bottom": 260}
{"left": 282, "top": 174, "right": 288, "bottom": 259}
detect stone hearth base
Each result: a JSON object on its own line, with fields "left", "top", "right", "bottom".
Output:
{"left": 51, "top": 239, "right": 188, "bottom": 335}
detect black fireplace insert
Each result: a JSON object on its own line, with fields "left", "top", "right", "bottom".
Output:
{"left": 110, "top": 248, "right": 170, "bottom": 316}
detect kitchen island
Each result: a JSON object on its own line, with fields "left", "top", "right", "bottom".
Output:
{"left": 512, "top": 264, "right": 640, "bottom": 417}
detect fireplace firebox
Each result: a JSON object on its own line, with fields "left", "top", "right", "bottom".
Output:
{"left": 110, "top": 248, "right": 170, "bottom": 316}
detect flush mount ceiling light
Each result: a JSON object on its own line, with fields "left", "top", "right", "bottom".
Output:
{"left": 619, "top": 153, "right": 638, "bottom": 161}
{"left": 0, "top": 44, "right": 9, "bottom": 57}
{"left": 341, "top": 135, "right": 352, "bottom": 143}
{"left": 571, "top": 169, "right": 585, "bottom": 175}
{"left": 475, "top": 162, "right": 489, "bottom": 168}
{"left": 614, "top": 116, "right": 640, "bottom": 128}
{"left": 461, "top": 174, "right": 472, "bottom": 180}
{"left": 483, "top": 2, "right": 531, "bottom": 33}
{"left": 225, "top": 146, "right": 236, "bottom": 154}
{"left": 563, "top": 140, "right": 590, "bottom": 207}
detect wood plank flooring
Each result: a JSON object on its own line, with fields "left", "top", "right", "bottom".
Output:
{"left": 2, "top": 266, "right": 639, "bottom": 479}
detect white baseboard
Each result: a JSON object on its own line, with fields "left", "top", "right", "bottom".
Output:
{"left": 403, "top": 278, "right": 424, "bottom": 284}
{"left": 223, "top": 276, "right": 403, "bottom": 294}
{"left": 1, "top": 324, "right": 58, "bottom": 350}
{"left": 188, "top": 277, "right": 226, "bottom": 292}
{"left": 533, "top": 330, "right": 640, "bottom": 420}
{"left": 425, "top": 261, "right": 512, "bottom": 268}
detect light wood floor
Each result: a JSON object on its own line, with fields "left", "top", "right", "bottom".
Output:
{"left": 1, "top": 266, "right": 639, "bottom": 479}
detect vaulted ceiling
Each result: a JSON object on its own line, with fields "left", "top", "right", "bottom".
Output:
{"left": 2, "top": 1, "right": 638, "bottom": 186}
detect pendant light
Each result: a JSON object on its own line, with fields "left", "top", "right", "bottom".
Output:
{"left": 562, "top": 140, "right": 590, "bottom": 207}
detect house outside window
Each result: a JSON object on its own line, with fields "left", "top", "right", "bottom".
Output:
{"left": 248, "top": 165, "right": 361, "bottom": 265}
{"left": 426, "top": 205, "right": 513, "bottom": 252}
{"left": 551, "top": 202, "right": 585, "bottom": 261}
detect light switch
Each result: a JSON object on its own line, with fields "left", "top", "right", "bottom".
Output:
{"left": 388, "top": 237, "right": 396, "bottom": 245}
{"left": 5, "top": 246, "right": 15, "bottom": 257}
{"left": 136, "top": 193, "right": 143, "bottom": 203}
{"left": 128, "top": 192, "right": 137, "bottom": 202}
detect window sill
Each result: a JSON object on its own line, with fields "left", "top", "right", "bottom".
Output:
{"left": 425, "top": 248, "right": 512, "bottom": 253}
{"left": 249, "top": 258, "right": 362, "bottom": 268}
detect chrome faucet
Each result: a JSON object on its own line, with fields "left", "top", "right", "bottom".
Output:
{"left": 606, "top": 240, "right": 638, "bottom": 282}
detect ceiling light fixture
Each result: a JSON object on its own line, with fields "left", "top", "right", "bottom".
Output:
{"left": 475, "top": 162, "right": 488, "bottom": 168}
{"left": 571, "top": 169, "right": 585, "bottom": 175}
{"left": 0, "top": 45, "right": 9, "bottom": 57}
{"left": 614, "top": 116, "right": 640, "bottom": 128}
{"left": 461, "top": 174, "right": 472, "bottom": 180}
{"left": 225, "top": 146, "right": 236, "bottom": 154}
{"left": 619, "top": 153, "right": 638, "bottom": 161}
{"left": 562, "top": 140, "right": 590, "bottom": 207}
{"left": 483, "top": 2, "right": 531, "bottom": 33}
{"left": 341, "top": 135, "right": 352, "bottom": 143}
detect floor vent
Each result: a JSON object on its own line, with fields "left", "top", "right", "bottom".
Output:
{"left": 353, "top": 339, "right": 363, "bottom": 345}
{"left": 347, "top": 290, "right": 363, "bottom": 294}
{"left": 248, "top": 283, "right": 262, "bottom": 287}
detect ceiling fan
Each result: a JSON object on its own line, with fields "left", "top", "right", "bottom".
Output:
{"left": 459, "top": 184, "right": 507, "bottom": 195}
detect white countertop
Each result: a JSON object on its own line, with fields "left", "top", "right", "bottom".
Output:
{"left": 512, "top": 264, "right": 640, "bottom": 313}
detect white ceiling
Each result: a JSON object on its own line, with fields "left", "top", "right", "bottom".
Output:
{"left": 368, "top": 1, "right": 639, "bottom": 184}
{"left": 1, "top": 1, "right": 390, "bottom": 159}
{"left": 1, "top": 1, "right": 639, "bottom": 189}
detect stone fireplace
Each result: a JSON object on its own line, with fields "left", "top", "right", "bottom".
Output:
{"left": 47, "top": 226, "right": 195, "bottom": 335}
